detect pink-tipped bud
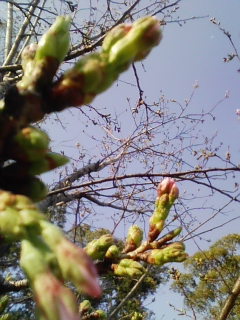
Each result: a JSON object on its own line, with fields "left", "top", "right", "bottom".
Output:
{"left": 157, "top": 178, "right": 179, "bottom": 202}
{"left": 55, "top": 238, "right": 102, "bottom": 298}
{"left": 33, "top": 272, "right": 80, "bottom": 320}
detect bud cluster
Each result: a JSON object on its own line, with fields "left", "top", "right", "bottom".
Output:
{"left": 17, "top": 16, "right": 71, "bottom": 94}
{"left": 49, "top": 16, "right": 162, "bottom": 111}
{"left": 79, "top": 300, "right": 107, "bottom": 319}
{"left": 90, "top": 179, "right": 188, "bottom": 281}
{"left": 0, "top": 190, "right": 101, "bottom": 319}
{"left": 0, "top": 127, "right": 68, "bottom": 202}
{"left": 148, "top": 178, "right": 179, "bottom": 242}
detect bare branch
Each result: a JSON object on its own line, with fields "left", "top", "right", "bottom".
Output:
{"left": 219, "top": 277, "right": 240, "bottom": 320}
{"left": 5, "top": 1, "right": 14, "bottom": 60}
{"left": 108, "top": 268, "right": 149, "bottom": 319}
{"left": 0, "top": 275, "right": 28, "bottom": 294}
{"left": 3, "top": 0, "right": 41, "bottom": 66}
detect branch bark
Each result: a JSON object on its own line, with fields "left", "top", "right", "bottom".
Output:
{"left": 219, "top": 276, "right": 240, "bottom": 320}
{"left": 3, "top": 0, "right": 40, "bottom": 66}
{"left": 108, "top": 268, "right": 149, "bottom": 319}
{"left": 0, "top": 275, "right": 28, "bottom": 294}
{"left": 5, "top": 1, "right": 13, "bottom": 60}
{"left": 38, "top": 152, "right": 125, "bottom": 211}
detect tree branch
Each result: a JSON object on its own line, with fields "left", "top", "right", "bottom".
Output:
{"left": 38, "top": 152, "right": 125, "bottom": 211}
{"left": 46, "top": 167, "right": 240, "bottom": 199}
{"left": 3, "top": 0, "right": 40, "bottom": 66}
{"left": 0, "top": 275, "right": 28, "bottom": 294}
{"left": 5, "top": 0, "right": 13, "bottom": 60}
{"left": 219, "top": 276, "right": 240, "bottom": 320}
{"left": 108, "top": 268, "right": 149, "bottom": 319}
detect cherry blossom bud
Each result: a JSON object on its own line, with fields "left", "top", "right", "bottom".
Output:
{"left": 40, "top": 221, "right": 102, "bottom": 297}
{"left": 102, "top": 24, "right": 132, "bottom": 53}
{"left": 0, "top": 192, "right": 44, "bottom": 240}
{"left": 108, "top": 16, "right": 161, "bottom": 67}
{"left": 84, "top": 234, "right": 114, "bottom": 260}
{"left": 105, "top": 245, "right": 120, "bottom": 259}
{"left": 1, "top": 153, "right": 69, "bottom": 178}
{"left": 157, "top": 178, "right": 179, "bottom": 204}
{"left": 123, "top": 225, "right": 143, "bottom": 253}
{"left": 35, "top": 16, "right": 70, "bottom": 64}
{"left": 139, "top": 242, "right": 188, "bottom": 266}
{"left": 79, "top": 300, "right": 91, "bottom": 315}
{"left": 148, "top": 178, "right": 179, "bottom": 242}
{"left": 112, "top": 259, "right": 145, "bottom": 277}
{"left": 93, "top": 310, "right": 107, "bottom": 319}
{"left": 5, "top": 127, "right": 49, "bottom": 162}
{"left": 34, "top": 272, "right": 80, "bottom": 320}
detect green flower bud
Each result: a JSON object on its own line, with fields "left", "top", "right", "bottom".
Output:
{"left": 40, "top": 221, "right": 102, "bottom": 298}
{"left": 27, "top": 152, "right": 69, "bottom": 175}
{"left": 102, "top": 24, "right": 132, "bottom": 53}
{"left": 123, "top": 225, "right": 143, "bottom": 253}
{"left": 0, "top": 191, "right": 44, "bottom": 240}
{"left": 1, "top": 153, "right": 68, "bottom": 179}
{"left": 139, "top": 242, "right": 188, "bottom": 266}
{"left": 84, "top": 234, "right": 114, "bottom": 260}
{"left": 35, "top": 16, "right": 71, "bottom": 64}
{"left": 108, "top": 16, "right": 161, "bottom": 68}
{"left": 105, "top": 245, "right": 119, "bottom": 259}
{"left": 0, "top": 191, "right": 20, "bottom": 210}
{"left": 20, "top": 238, "right": 60, "bottom": 281}
{"left": 67, "top": 53, "right": 105, "bottom": 92}
{"left": 79, "top": 300, "right": 91, "bottom": 315}
{"left": 6, "top": 127, "right": 49, "bottom": 162}
{"left": 0, "top": 206, "right": 26, "bottom": 240}
{"left": 34, "top": 272, "right": 79, "bottom": 320}
{"left": 148, "top": 178, "right": 179, "bottom": 242}
{"left": 112, "top": 259, "right": 145, "bottom": 277}
{"left": 17, "top": 16, "right": 71, "bottom": 92}
{"left": 94, "top": 310, "right": 107, "bottom": 319}
{"left": 127, "top": 225, "right": 143, "bottom": 247}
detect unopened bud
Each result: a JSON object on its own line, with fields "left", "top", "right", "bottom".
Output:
{"left": 40, "top": 221, "right": 102, "bottom": 297}
{"left": 35, "top": 16, "right": 71, "bottom": 64}
{"left": 34, "top": 272, "right": 79, "bottom": 320}
{"left": 84, "top": 234, "right": 114, "bottom": 260}
{"left": 148, "top": 178, "right": 179, "bottom": 242}
{"left": 108, "top": 16, "right": 161, "bottom": 67}
{"left": 94, "top": 310, "right": 107, "bottom": 319}
{"left": 105, "top": 245, "right": 119, "bottom": 259}
{"left": 123, "top": 225, "right": 143, "bottom": 253}
{"left": 6, "top": 127, "right": 49, "bottom": 162}
{"left": 79, "top": 300, "right": 91, "bottom": 315}
{"left": 112, "top": 259, "right": 145, "bottom": 277}
{"left": 139, "top": 242, "right": 188, "bottom": 266}
{"left": 102, "top": 24, "right": 132, "bottom": 53}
